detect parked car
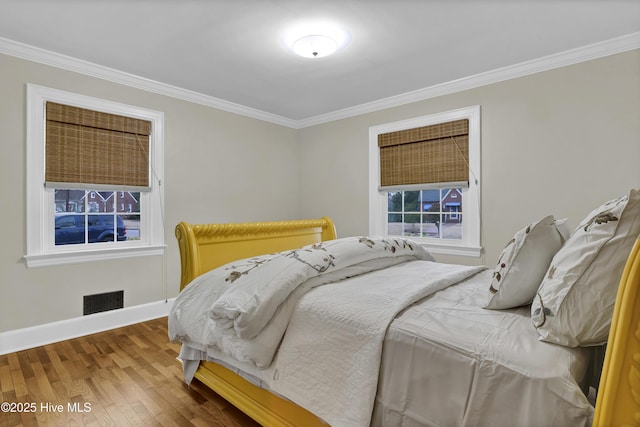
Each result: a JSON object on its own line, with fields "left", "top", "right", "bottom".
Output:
{"left": 55, "top": 214, "right": 127, "bottom": 245}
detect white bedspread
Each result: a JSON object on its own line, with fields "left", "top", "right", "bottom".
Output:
{"left": 372, "top": 269, "right": 594, "bottom": 427}
{"left": 270, "top": 261, "right": 485, "bottom": 426}
{"left": 169, "top": 236, "right": 435, "bottom": 368}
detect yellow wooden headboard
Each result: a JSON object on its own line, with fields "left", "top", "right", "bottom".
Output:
{"left": 593, "top": 237, "right": 640, "bottom": 426}
{"left": 175, "top": 216, "right": 337, "bottom": 290}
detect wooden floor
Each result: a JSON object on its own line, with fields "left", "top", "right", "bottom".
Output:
{"left": 0, "top": 317, "right": 260, "bottom": 426}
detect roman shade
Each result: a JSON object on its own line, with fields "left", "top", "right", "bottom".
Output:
{"left": 45, "top": 102, "right": 152, "bottom": 190}
{"left": 378, "top": 119, "right": 469, "bottom": 190}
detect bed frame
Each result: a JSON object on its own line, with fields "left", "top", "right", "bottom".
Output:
{"left": 592, "top": 236, "right": 640, "bottom": 427}
{"left": 175, "top": 216, "right": 639, "bottom": 427}
{"left": 175, "top": 217, "right": 336, "bottom": 426}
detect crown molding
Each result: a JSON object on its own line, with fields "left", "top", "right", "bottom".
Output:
{"left": 0, "top": 37, "right": 298, "bottom": 128}
{"left": 1, "top": 32, "right": 638, "bottom": 130}
{"left": 296, "top": 32, "right": 640, "bottom": 128}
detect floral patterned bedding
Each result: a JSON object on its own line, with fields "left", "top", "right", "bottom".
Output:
{"left": 168, "top": 236, "right": 436, "bottom": 367}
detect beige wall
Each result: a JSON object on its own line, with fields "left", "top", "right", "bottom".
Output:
{"left": 0, "top": 53, "right": 300, "bottom": 332}
{"left": 297, "top": 50, "right": 640, "bottom": 266}
{"left": 1, "top": 49, "right": 638, "bottom": 334}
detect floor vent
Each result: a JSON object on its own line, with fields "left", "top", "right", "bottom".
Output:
{"left": 83, "top": 290, "right": 124, "bottom": 315}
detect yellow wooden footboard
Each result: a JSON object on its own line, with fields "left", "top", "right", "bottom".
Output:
{"left": 174, "top": 217, "right": 336, "bottom": 426}
{"left": 593, "top": 237, "right": 640, "bottom": 427}
{"left": 193, "top": 361, "right": 328, "bottom": 427}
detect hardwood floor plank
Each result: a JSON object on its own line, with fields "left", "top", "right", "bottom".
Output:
{"left": 7, "top": 353, "right": 21, "bottom": 372}
{"left": 44, "top": 348, "right": 69, "bottom": 383}
{"left": 9, "top": 367, "right": 29, "bottom": 399}
{"left": 0, "top": 317, "right": 259, "bottom": 426}
{"left": 128, "top": 397, "right": 155, "bottom": 420}
{"left": 18, "top": 354, "right": 35, "bottom": 382}
{"left": 19, "top": 411, "right": 39, "bottom": 427}
{"left": 1, "top": 364, "right": 14, "bottom": 394}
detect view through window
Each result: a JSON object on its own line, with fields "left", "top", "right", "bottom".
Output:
{"left": 387, "top": 188, "right": 463, "bottom": 239}
{"left": 54, "top": 190, "right": 141, "bottom": 245}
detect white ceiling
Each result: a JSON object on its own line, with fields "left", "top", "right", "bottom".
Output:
{"left": 1, "top": 0, "right": 639, "bottom": 125}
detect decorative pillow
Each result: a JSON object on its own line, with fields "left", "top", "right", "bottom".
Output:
{"left": 484, "top": 215, "right": 567, "bottom": 309}
{"left": 532, "top": 189, "right": 640, "bottom": 347}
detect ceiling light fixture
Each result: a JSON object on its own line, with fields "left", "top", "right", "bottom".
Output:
{"left": 284, "top": 22, "right": 350, "bottom": 59}
{"left": 292, "top": 34, "right": 338, "bottom": 58}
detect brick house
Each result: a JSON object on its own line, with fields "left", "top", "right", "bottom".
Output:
{"left": 441, "top": 188, "right": 462, "bottom": 223}
{"left": 55, "top": 190, "right": 140, "bottom": 214}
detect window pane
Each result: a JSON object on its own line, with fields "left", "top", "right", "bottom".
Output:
{"left": 388, "top": 191, "right": 402, "bottom": 213}
{"left": 117, "top": 191, "right": 140, "bottom": 241}
{"left": 55, "top": 189, "right": 85, "bottom": 213}
{"left": 421, "top": 190, "right": 440, "bottom": 213}
{"left": 404, "top": 191, "right": 420, "bottom": 212}
{"left": 440, "top": 188, "right": 463, "bottom": 240}
{"left": 54, "top": 213, "right": 85, "bottom": 245}
{"left": 122, "top": 214, "right": 140, "bottom": 240}
{"left": 89, "top": 214, "right": 114, "bottom": 243}
{"left": 442, "top": 214, "right": 463, "bottom": 240}
{"left": 423, "top": 213, "right": 440, "bottom": 238}
{"left": 442, "top": 188, "right": 463, "bottom": 214}
{"left": 75, "top": 191, "right": 115, "bottom": 213}
{"left": 387, "top": 214, "right": 402, "bottom": 236}
{"left": 403, "top": 213, "right": 421, "bottom": 236}
{"left": 117, "top": 191, "right": 141, "bottom": 214}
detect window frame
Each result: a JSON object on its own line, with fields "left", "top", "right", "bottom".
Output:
{"left": 25, "top": 84, "right": 165, "bottom": 267}
{"left": 368, "top": 106, "right": 481, "bottom": 257}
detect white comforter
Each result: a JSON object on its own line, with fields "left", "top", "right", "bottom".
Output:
{"left": 169, "top": 236, "right": 435, "bottom": 367}
{"left": 169, "top": 236, "right": 484, "bottom": 426}
{"left": 270, "top": 260, "right": 485, "bottom": 426}
{"left": 372, "top": 270, "right": 594, "bottom": 427}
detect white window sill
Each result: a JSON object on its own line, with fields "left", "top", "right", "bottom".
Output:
{"left": 24, "top": 245, "right": 166, "bottom": 268}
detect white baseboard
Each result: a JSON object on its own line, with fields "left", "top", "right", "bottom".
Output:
{"left": 0, "top": 298, "right": 175, "bottom": 355}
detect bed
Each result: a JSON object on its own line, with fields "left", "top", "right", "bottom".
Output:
{"left": 169, "top": 190, "right": 640, "bottom": 427}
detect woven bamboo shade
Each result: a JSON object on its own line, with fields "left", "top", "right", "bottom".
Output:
{"left": 45, "top": 102, "right": 152, "bottom": 190}
{"left": 378, "top": 119, "right": 469, "bottom": 188}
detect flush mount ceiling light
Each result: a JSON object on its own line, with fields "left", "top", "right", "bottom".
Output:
{"left": 292, "top": 34, "right": 338, "bottom": 58}
{"left": 284, "top": 22, "right": 350, "bottom": 59}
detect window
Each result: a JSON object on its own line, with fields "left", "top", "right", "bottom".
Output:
{"left": 25, "top": 84, "right": 165, "bottom": 267}
{"left": 369, "top": 106, "right": 481, "bottom": 257}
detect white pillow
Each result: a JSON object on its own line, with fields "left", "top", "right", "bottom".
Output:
{"left": 484, "top": 215, "right": 567, "bottom": 309}
{"left": 532, "top": 189, "right": 640, "bottom": 347}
